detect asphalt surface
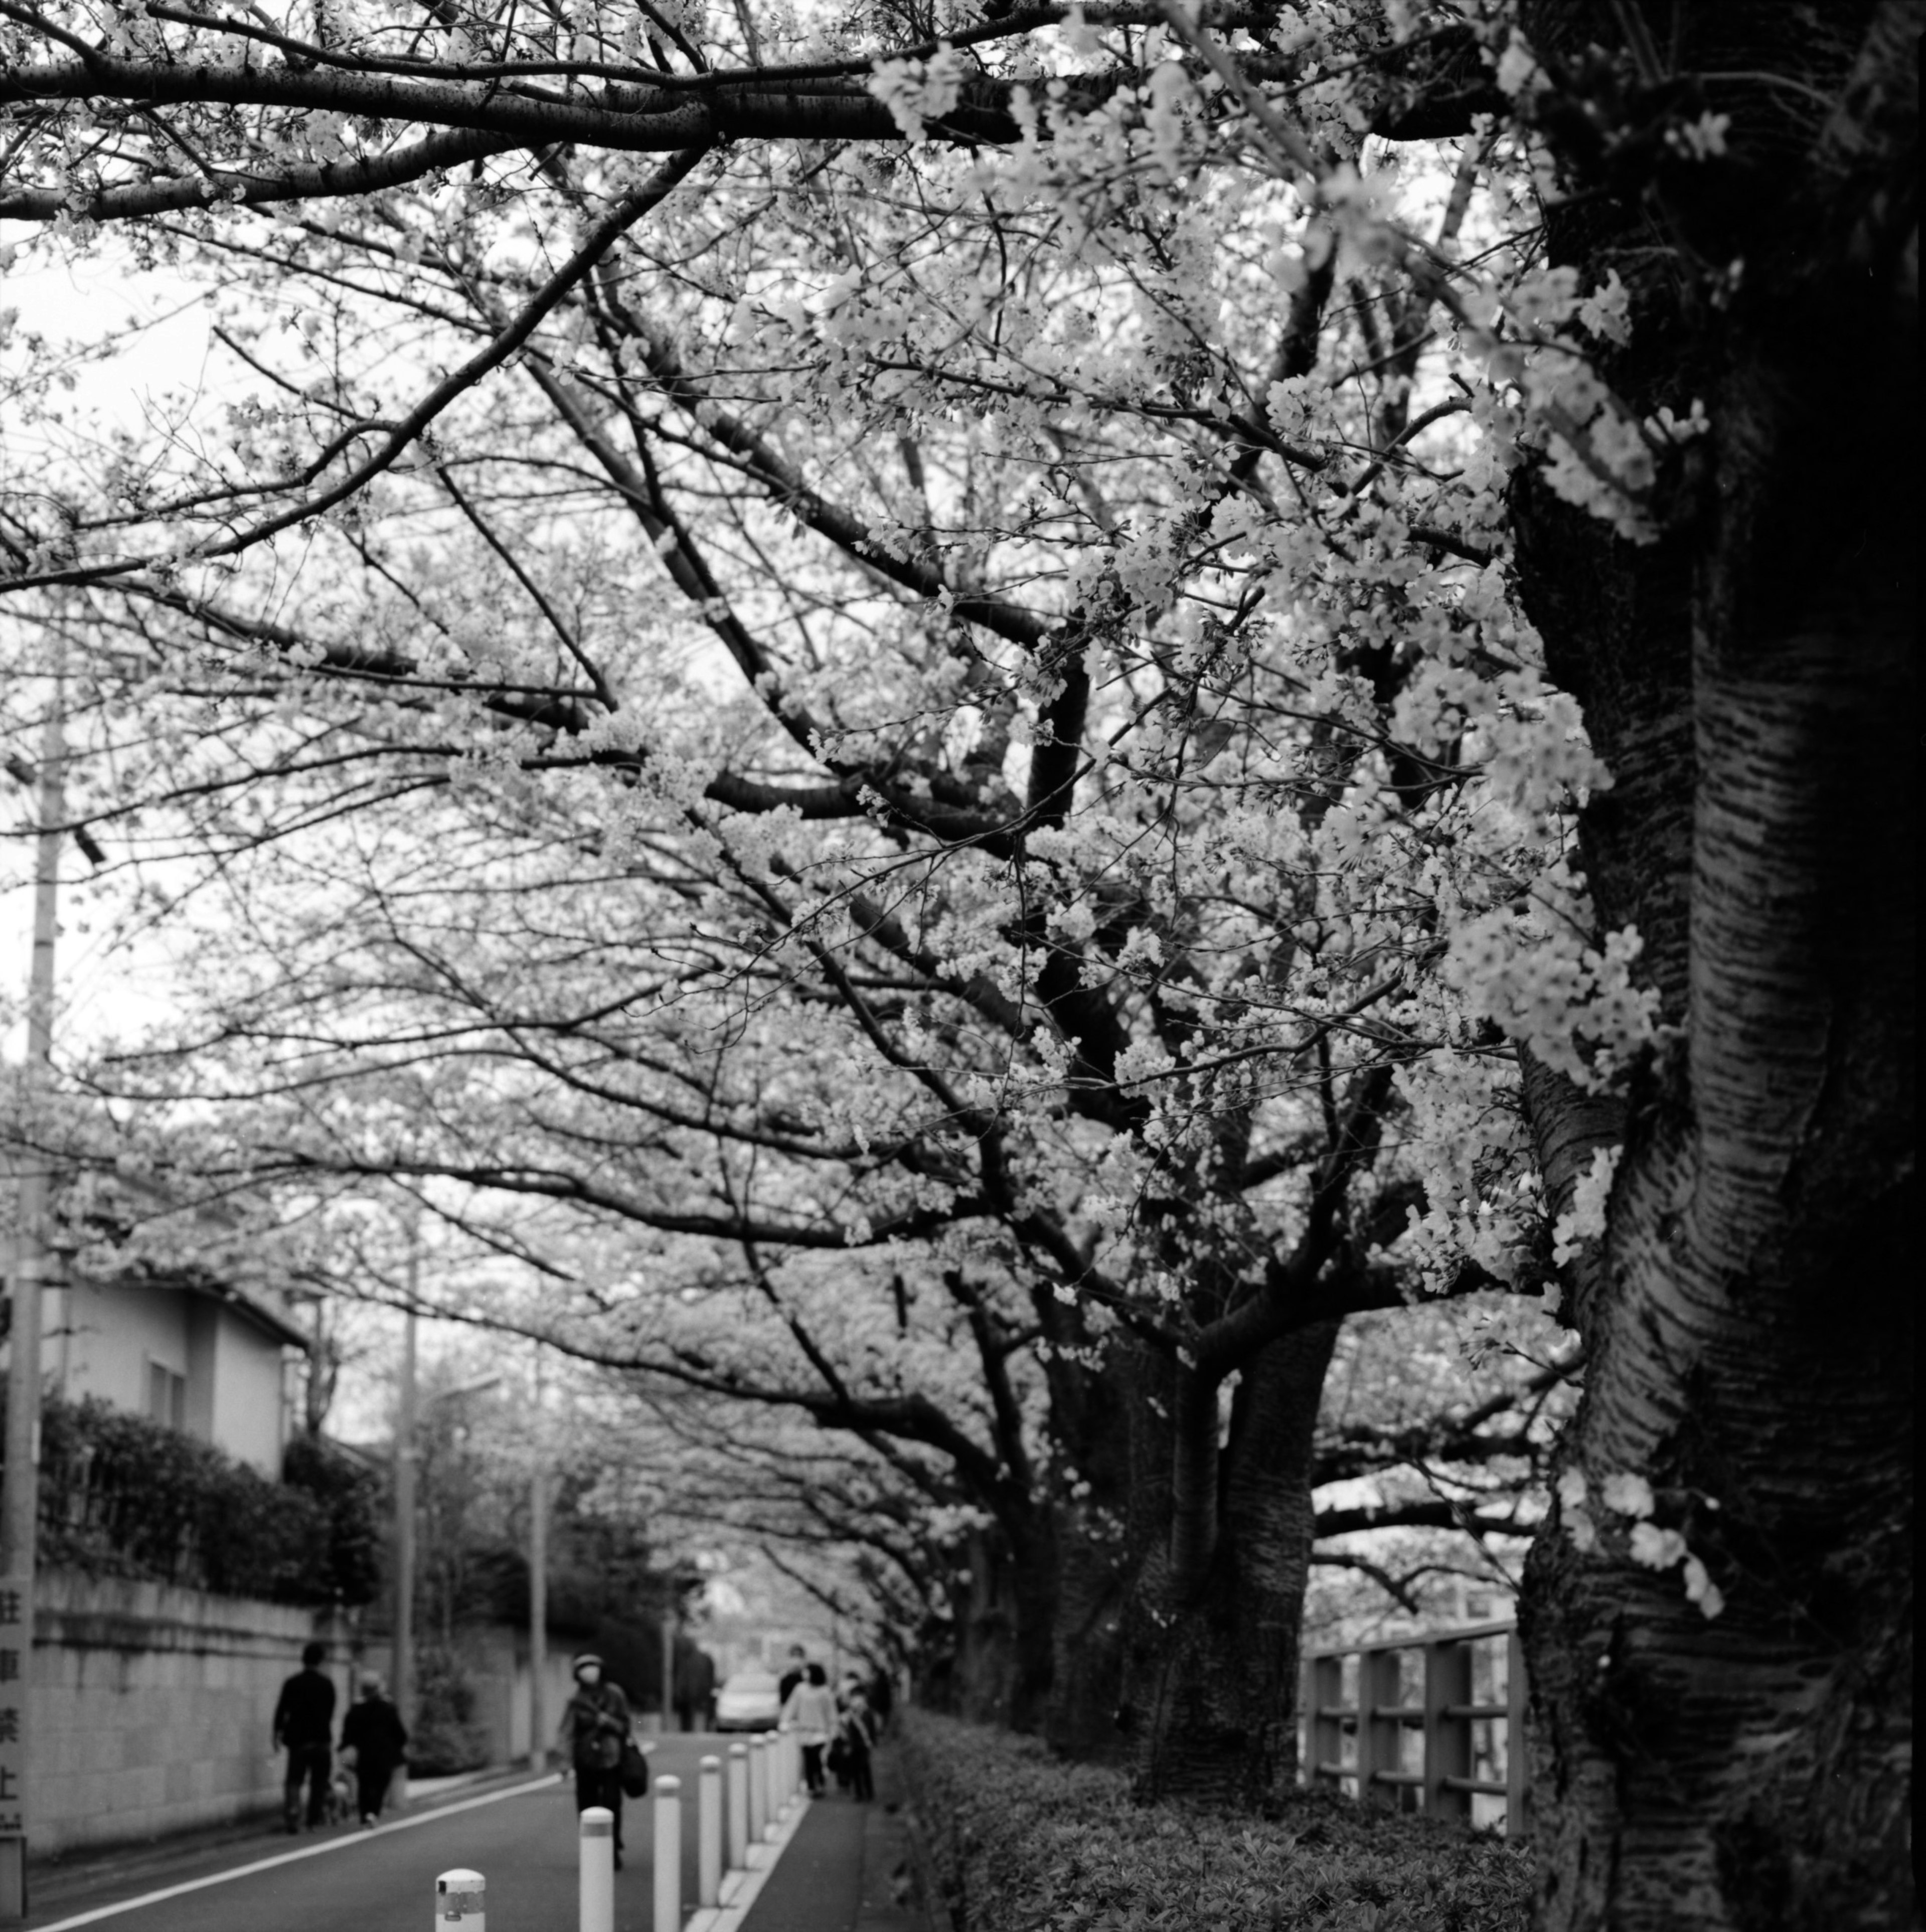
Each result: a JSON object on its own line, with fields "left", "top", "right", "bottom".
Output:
{"left": 26, "top": 1735, "right": 742, "bottom": 1932}
{"left": 739, "top": 1791, "right": 865, "bottom": 1932}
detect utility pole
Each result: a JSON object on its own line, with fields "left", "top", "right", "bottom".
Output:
{"left": 527, "top": 1345, "right": 547, "bottom": 1772}
{"left": 660, "top": 1598, "right": 675, "bottom": 1733}
{"left": 0, "top": 687, "right": 64, "bottom": 1923}
{"left": 390, "top": 1289, "right": 418, "bottom": 1809}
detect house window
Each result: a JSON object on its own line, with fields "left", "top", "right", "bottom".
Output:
{"left": 146, "top": 1360, "right": 186, "bottom": 1431}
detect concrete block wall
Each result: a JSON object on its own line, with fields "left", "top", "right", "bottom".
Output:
{"left": 30, "top": 1568, "right": 343, "bottom": 1857}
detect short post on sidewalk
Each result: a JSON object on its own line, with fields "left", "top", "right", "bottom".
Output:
{"left": 579, "top": 1805, "right": 614, "bottom": 1932}
{"left": 698, "top": 1753, "right": 722, "bottom": 1906}
{"left": 748, "top": 1735, "right": 766, "bottom": 1843}
{"left": 437, "top": 1869, "right": 486, "bottom": 1932}
{"left": 727, "top": 1742, "right": 749, "bottom": 1870}
{"left": 654, "top": 1774, "right": 682, "bottom": 1932}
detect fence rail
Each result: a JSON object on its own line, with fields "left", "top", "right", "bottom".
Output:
{"left": 1300, "top": 1619, "right": 1528, "bottom": 1837}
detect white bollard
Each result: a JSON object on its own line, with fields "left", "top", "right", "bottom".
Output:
{"left": 579, "top": 1805, "right": 614, "bottom": 1932}
{"left": 698, "top": 1754, "right": 722, "bottom": 1906}
{"left": 747, "top": 1736, "right": 766, "bottom": 1844}
{"left": 437, "top": 1869, "right": 486, "bottom": 1932}
{"left": 654, "top": 1774, "right": 682, "bottom": 1932}
{"left": 727, "top": 1743, "right": 749, "bottom": 1871}
{"left": 767, "top": 1737, "right": 784, "bottom": 1837}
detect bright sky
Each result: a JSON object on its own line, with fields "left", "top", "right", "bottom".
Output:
{"left": 2, "top": 242, "right": 216, "bottom": 1062}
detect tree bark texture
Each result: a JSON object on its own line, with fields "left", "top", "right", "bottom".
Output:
{"left": 1513, "top": 7, "right": 1916, "bottom": 1926}
{"left": 941, "top": 1519, "right": 1060, "bottom": 1731}
{"left": 1123, "top": 1323, "right": 1341, "bottom": 1808}
{"left": 1040, "top": 1359, "right": 1135, "bottom": 1760}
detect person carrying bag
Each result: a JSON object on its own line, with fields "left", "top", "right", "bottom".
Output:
{"left": 557, "top": 1654, "right": 640, "bottom": 1867}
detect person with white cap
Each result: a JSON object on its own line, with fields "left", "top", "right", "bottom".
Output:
{"left": 556, "top": 1653, "right": 635, "bottom": 1866}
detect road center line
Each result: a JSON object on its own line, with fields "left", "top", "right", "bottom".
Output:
{"left": 32, "top": 1776, "right": 559, "bottom": 1932}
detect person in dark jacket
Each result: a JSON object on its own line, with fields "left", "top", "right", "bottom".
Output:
{"left": 839, "top": 1687, "right": 877, "bottom": 1802}
{"left": 272, "top": 1640, "right": 337, "bottom": 1833}
{"left": 776, "top": 1644, "right": 809, "bottom": 1707}
{"left": 340, "top": 1675, "right": 409, "bottom": 1828}
{"left": 556, "top": 1653, "right": 635, "bottom": 1867}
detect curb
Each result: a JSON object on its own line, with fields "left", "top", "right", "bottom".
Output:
{"left": 869, "top": 1739, "right": 950, "bottom": 1932}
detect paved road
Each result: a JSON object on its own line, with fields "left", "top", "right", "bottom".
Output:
{"left": 30, "top": 1735, "right": 744, "bottom": 1932}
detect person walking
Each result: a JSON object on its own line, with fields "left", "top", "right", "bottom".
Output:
{"left": 339, "top": 1674, "right": 409, "bottom": 1828}
{"left": 557, "top": 1653, "right": 635, "bottom": 1867}
{"left": 832, "top": 1674, "right": 864, "bottom": 1793}
{"left": 271, "top": 1640, "right": 337, "bottom": 1834}
{"left": 780, "top": 1663, "right": 839, "bottom": 1795}
{"left": 840, "top": 1687, "right": 877, "bottom": 1802}
{"left": 776, "top": 1644, "right": 809, "bottom": 1707}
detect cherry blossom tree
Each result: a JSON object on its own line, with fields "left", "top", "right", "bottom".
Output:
{"left": 2, "top": 0, "right": 1914, "bottom": 1920}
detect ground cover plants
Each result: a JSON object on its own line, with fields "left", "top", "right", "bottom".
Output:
{"left": 899, "top": 1711, "right": 1530, "bottom": 1932}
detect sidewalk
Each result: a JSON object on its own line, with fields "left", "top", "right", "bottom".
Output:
{"left": 736, "top": 1744, "right": 933, "bottom": 1932}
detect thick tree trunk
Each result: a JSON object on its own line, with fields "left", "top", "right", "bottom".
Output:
{"left": 1042, "top": 1509, "right": 1129, "bottom": 1758}
{"left": 946, "top": 1518, "right": 1059, "bottom": 1730}
{"left": 1022, "top": 1318, "right": 1138, "bottom": 1756}
{"left": 1124, "top": 1323, "right": 1340, "bottom": 1807}
{"left": 1512, "top": 8, "right": 1916, "bottom": 1925}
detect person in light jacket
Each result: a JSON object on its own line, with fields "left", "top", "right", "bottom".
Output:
{"left": 779, "top": 1662, "right": 839, "bottom": 1795}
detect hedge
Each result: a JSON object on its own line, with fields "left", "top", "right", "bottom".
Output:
{"left": 897, "top": 1711, "right": 1532, "bottom": 1932}
{"left": 24, "top": 1393, "right": 381, "bottom": 1605}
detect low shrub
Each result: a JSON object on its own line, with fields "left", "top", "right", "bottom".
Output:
{"left": 407, "top": 1647, "right": 491, "bottom": 1775}
{"left": 28, "top": 1394, "right": 380, "bottom": 1605}
{"left": 898, "top": 1710, "right": 1532, "bottom": 1932}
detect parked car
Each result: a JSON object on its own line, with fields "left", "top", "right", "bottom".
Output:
{"left": 714, "top": 1667, "right": 783, "bottom": 1731}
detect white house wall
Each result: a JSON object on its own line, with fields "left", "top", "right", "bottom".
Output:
{"left": 54, "top": 1277, "right": 190, "bottom": 1420}
{"left": 51, "top": 1278, "right": 291, "bottom": 1475}
{"left": 206, "top": 1305, "right": 292, "bottom": 1474}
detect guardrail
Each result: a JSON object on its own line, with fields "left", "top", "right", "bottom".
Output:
{"left": 1300, "top": 1619, "right": 1528, "bottom": 1837}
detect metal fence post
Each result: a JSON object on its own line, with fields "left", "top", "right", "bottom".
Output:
{"left": 747, "top": 1735, "right": 767, "bottom": 1843}
{"left": 1424, "top": 1639, "right": 1473, "bottom": 1821}
{"left": 1356, "top": 1650, "right": 1404, "bottom": 1807}
{"left": 1310, "top": 1654, "right": 1345, "bottom": 1790}
{"left": 654, "top": 1774, "right": 681, "bottom": 1932}
{"left": 698, "top": 1754, "right": 722, "bottom": 1906}
{"left": 1506, "top": 1630, "right": 1530, "bottom": 1839}
{"left": 579, "top": 1807, "right": 614, "bottom": 1932}
{"left": 727, "top": 1742, "right": 749, "bottom": 1869}
{"left": 437, "top": 1869, "right": 486, "bottom": 1932}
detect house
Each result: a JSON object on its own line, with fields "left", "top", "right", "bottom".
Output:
{"left": 47, "top": 1266, "right": 307, "bottom": 1474}
{"left": 7, "top": 1165, "right": 312, "bottom": 1475}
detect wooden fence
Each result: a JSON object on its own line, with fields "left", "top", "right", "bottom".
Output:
{"left": 1300, "top": 1619, "right": 1528, "bottom": 1837}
